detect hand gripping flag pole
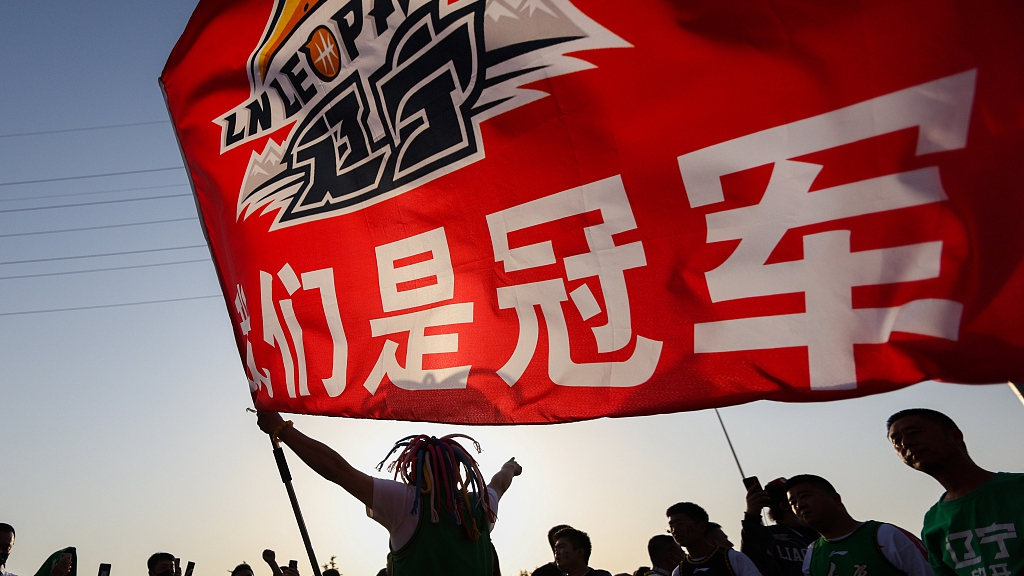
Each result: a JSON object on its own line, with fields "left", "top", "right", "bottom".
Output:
{"left": 270, "top": 433, "right": 323, "bottom": 576}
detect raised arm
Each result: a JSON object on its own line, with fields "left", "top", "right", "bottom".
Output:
{"left": 487, "top": 457, "right": 523, "bottom": 499}
{"left": 257, "top": 411, "right": 374, "bottom": 508}
{"left": 740, "top": 486, "right": 779, "bottom": 576}
{"left": 261, "top": 550, "right": 283, "bottom": 576}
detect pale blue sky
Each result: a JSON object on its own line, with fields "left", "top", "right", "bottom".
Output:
{"left": 1, "top": 2, "right": 1022, "bottom": 576}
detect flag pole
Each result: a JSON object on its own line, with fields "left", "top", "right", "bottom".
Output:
{"left": 270, "top": 436, "right": 323, "bottom": 576}
{"left": 1010, "top": 382, "right": 1024, "bottom": 408}
{"left": 714, "top": 408, "right": 746, "bottom": 480}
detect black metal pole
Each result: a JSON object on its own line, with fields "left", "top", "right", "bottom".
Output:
{"left": 1010, "top": 382, "right": 1024, "bottom": 408}
{"left": 271, "top": 437, "right": 323, "bottom": 576}
{"left": 714, "top": 408, "right": 746, "bottom": 480}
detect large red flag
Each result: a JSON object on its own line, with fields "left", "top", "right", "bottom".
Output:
{"left": 161, "top": 0, "right": 1024, "bottom": 424}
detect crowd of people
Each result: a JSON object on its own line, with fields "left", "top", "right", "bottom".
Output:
{"left": 1, "top": 408, "right": 1019, "bottom": 576}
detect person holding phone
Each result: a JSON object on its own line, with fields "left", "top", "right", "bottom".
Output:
{"left": 740, "top": 477, "right": 819, "bottom": 576}
{"left": 256, "top": 411, "right": 522, "bottom": 576}
{"left": 32, "top": 548, "right": 74, "bottom": 576}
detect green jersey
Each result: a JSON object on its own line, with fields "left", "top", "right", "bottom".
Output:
{"left": 390, "top": 499, "right": 493, "bottom": 576}
{"left": 808, "top": 521, "right": 905, "bottom": 576}
{"left": 922, "top": 472, "right": 1024, "bottom": 576}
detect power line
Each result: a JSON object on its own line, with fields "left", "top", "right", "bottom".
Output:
{"left": 0, "top": 183, "right": 187, "bottom": 204}
{"left": 0, "top": 120, "right": 169, "bottom": 139}
{"left": 0, "top": 216, "right": 198, "bottom": 238}
{"left": 0, "top": 244, "right": 208, "bottom": 266}
{"left": 0, "top": 258, "right": 211, "bottom": 281}
{"left": 0, "top": 166, "right": 184, "bottom": 187}
{"left": 0, "top": 295, "right": 222, "bottom": 317}
{"left": 0, "top": 192, "right": 192, "bottom": 214}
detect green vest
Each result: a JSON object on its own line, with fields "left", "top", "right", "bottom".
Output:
{"left": 922, "top": 472, "right": 1024, "bottom": 576}
{"left": 390, "top": 501, "right": 493, "bottom": 576}
{"left": 808, "top": 521, "right": 904, "bottom": 576}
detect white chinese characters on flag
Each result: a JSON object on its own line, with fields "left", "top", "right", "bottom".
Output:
{"left": 161, "top": 0, "right": 1024, "bottom": 423}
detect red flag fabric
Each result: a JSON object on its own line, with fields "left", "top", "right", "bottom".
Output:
{"left": 161, "top": 0, "right": 1024, "bottom": 424}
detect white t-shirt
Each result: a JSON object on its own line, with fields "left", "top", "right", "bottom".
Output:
{"left": 1, "top": 565, "right": 17, "bottom": 576}
{"left": 800, "top": 523, "right": 935, "bottom": 576}
{"left": 670, "top": 549, "right": 762, "bottom": 576}
{"left": 368, "top": 477, "right": 500, "bottom": 550}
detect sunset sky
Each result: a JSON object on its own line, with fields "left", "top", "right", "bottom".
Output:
{"left": 1, "top": 3, "right": 1022, "bottom": 576}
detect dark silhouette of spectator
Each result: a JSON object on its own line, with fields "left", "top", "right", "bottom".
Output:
{"left": 633, "top": 569, "right": 654, "bottom": 576}
{"left": 33, "top": 549, "right": 74, "bottom": 576}
{"left": 321, "top": 570, "right": 338, "bottom": 576}
{"left": 257, "top": 412, "right": 520, "bottom": 576}
{"left": 666, "top": 502, "right": 760, "bottom": 576}
{"left": 260, "top": 550, "right": 298, "bottom": 576}
{"left": 1, "top": 524, "right": 16, "bottom": 576}
{"left": 231, "top": 564, "right": 254, "bottom": 576}
{"left": 2, "top": 527, "right": 74, "bottom": 576}
{"left": 706, "top": 523, "right": 733, "bottom": 550}
{"left": 784, "top": 475, "right": 933, "bottom": 576}
{"left": 148, "top": 554, "right": 180, "bottom": 576}
{"left": 887, "top": 408, "right": 1023, "bottom": 576}
{"left": 741, "top": 477, "right": 818, "bottom": 576}
{"left": 647, "top": 534, "right": 684, "bottom": 576}
{"left": 552, "top": 528, "right": 612, "bottom": 576}
{"left": 532, "top": 525, "right": 572, "bottom": 576}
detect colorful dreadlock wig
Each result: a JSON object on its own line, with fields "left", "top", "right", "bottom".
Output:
{"left": 376, "top": 434, "right": 497, "bottom": 541}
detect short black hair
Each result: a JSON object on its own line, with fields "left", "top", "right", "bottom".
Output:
{"left": 547, "top": 524, "right": 573, "bottom": 549}
{"left": 0, "top": 523, "right": 13, "bottom": 537}
{"left": 785, "top": 474, "right": 836, "bottom": 495}
{"left": 762, "top": 478, "right": 792, "bottom": 521}
{"left": 322, "top": 570, "right": 340, "bottom": 576}
{"left": 553, "top": 527, "right": 593, "bottom": 561}
{"left": 230, "top": 564, "right": 253, "bottom": 576}
{"left": 647, "top": 534, "right": 678, "bottom": 563}
{"left": 148, "top": 553, "right": 175, "bottom": 572}
{"left": 665, "top": 502, "right": 709, "bottom": 523}
{"left": 887, "top": 408, "right": 959, "bottom": 433}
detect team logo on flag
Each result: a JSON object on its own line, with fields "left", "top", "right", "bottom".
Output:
{"left": 218, "top": 0, "right": 627, "bottom": 230}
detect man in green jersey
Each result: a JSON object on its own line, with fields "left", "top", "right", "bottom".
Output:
{"left": 257, "top": 411, "right": 522, "bottom": 576}
{"left": 784, "top": 475, "right": 934, "bottom": 576}
{"left": 888, "top": 408, "right": 1024, "bottom": 576}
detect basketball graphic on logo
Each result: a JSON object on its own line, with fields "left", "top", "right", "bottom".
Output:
{"left": 305, "top": 26, "right": 340, "bottom": 81}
